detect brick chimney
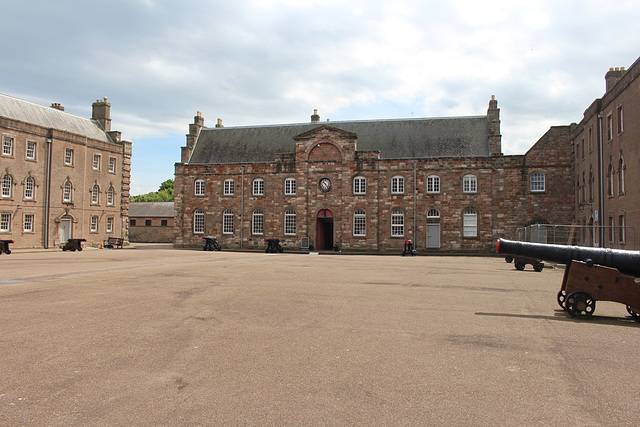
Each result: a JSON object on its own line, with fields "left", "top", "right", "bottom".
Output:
{"left": 311, "top": 109, "right": 320, "bottom": 122}
{"left": 50, "top": 103, "right": 65, "bottom": 111}
{"left": 487, "top": 95, "right": 502, "bottom": 156}
{"left": 605, "top": 67, "right": 626, "bottom": 92}
{"left": 182, "top": 111, "right": 205, "bottom": 163}
{"left": 92, "top": 97, "right": 111, "bottom": 132}
{"left": 216, "top": 118, "right": 224, "bottom": 128}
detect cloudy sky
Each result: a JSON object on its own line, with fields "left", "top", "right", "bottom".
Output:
{"left": 3, "top": 0, "right": 640, "bottom": 194}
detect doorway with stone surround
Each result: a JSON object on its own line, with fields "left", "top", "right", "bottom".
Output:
{"left": 316, "top": 209, "right": 334, "bottom": 250}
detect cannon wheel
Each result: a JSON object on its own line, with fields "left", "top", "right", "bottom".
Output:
{"left": 626, "top": 306, "right": 640, "bottom": 322}
{"left": 557, "top": 289, "right": 567, "bottom": 308}
{"left": 78, "top": 247, "right": 82, "bottom": 251}
{"left": 505, "top": 256, "right": 513, "bottom": 263}
{"left": 565, "top": 291, "right": 595, "bottom": 318}
{"left": 534, "top": 264, "right": 544, "bottom": 272}
{"left": 515, "top": 262, "right": 525, "bottom": 271}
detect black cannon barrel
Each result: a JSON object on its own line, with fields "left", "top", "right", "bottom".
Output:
{"left": 496, "top": 238, "right": 640, "bottom": 277}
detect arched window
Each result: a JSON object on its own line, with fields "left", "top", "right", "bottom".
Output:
{"left": 253, "top": 179, "right": 264, "bottom": 196}
{"left": 284, "top": 209, "right": 296, "bottom": 235}
{"left": 252, "top": 210, "right": 264, "bottom": 235}
{"left": 427, "top": 208, "right": 440, "bottom": 219}
{"left": 463, "top": 174, "right": 477, "bottom": 193}
{"left": 193, "top": 209, "right": 204, "bottom": 234}
{"left": 353, "top": 176, "right": 366, "bottom": 195}
{"left": 618, "top": 155, "right": 625, "bottom": 195}
{"left": 426, "top": 175, "right": 440, "bottom": 194}
{"left": 607, "top": 163, "right": 614, "bottom": 197}
{"left": 24, "top": 177, "right": 35, "bottom": 200}
{"left": 195, "top": 179, "right": 205, "bottom": 196}
{"left": 91, "top": 184, "right": 100, "bottom": 204}
{"left": 223, "top": 209, "right": 234, "bottom": 234}
{"left": 463, "top": 208, "right": 477, "bottom": 237}
{"left": 530, "top": 172, "right": 545, "bottom": 192}
{"left": 1, "top": 174, "right": 12, "bottom": 198}
{"left": 107, "top": 186, "right": 115, "bottom": 206}
{"left": 588, "top": 166, "right": 594, "bottom": 202}
{"left": 391, "top": 176, "right": 404, "bottom": 194}
{"left": 63, "top": 181, "right": 73, "bottom": 202}
{"left": 391, "top": 209, "right": 404, "bottom": 236}
{"left": 353, "top": 209, "right": 366, "bottom": 236}
{"left": 224, "top": 179, "right": 235, "bottom": 196}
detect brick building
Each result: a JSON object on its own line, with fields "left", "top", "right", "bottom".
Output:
{"left": 129, "top": 202, "right": 174, "bottom": 243}
{"left": 572, "top": 56, "right": 640, "bottom": 249}
{"left": 174, "top": 97, "right": 574, "bottom": 253}
{"left": 0, "top": 94, "right": 132, "bottom": 248}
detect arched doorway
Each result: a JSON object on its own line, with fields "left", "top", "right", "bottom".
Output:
{"left": 316, "top": 209, "right": 334, "bottom": 250}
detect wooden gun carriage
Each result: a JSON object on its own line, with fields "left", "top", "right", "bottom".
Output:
{"left": 62, "top": 238, "right": 86, "bottom": 252}
{"left": 497, "top": 238, "right": 640, "bottom": 321}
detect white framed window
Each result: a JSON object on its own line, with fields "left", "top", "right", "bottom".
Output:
{"left": 426, "top": 175, "right": 440, "bottom": 194}
{"left": 619, "top": 214, "right": 626, "bottom": 244}
{"left": 26, "top": 141, "right": 36, "bottom": 160}
{"left": 91, "top": 184, "right": 100, "bottom": 204}
{"left": 608, "top": 163, "right": 614, "bottom": 197}
{"left": 223, "top": 209, "right": 234, "bottom": 234}
{"left": 90, "top": 216, "right": 99, "bottom": 233}
{"left": 607, "top": 114, "right": 613, "bottom": 140}
{"left": 107, "top": 186, "right": 115, "bottom": 206}
{"left": 93, "top": 154, "right": 101, "bottom": 170}
{"left": 2, "top": 135, "right": 14, "bottom": 156}
{"left": 617, "top": 105, "right": 624, "bottom": 134}
{"left": 391, "top": 209, "right": 404, "bottom": 236}
{"left": 25, "top": 177, "right": 35, "bottom": 200}
{"left": 64, "top": 148, "right": 74, "bottom": 165}
{"left": 284, "top": 178, "right": 296, "bottom": 195}
{"left": 195, "top": 179, "right": 205, "bottom": 196}
{"left": 252, "top": 210, "right": 264, "bottom": 235}
{"left": 109, "top": 157, "right": 116, "bottom": 173}
{"left": 618, "top": 156, "right": 625, "bottom": 195}
{"left": 353, "top": 209, "right": 366, "bottom": 236}
{"left": 284, "top": 209, "right": 296, "bottom": 235}
{"left": 63, "top": 181, "right": 73, "bottom": 202}
{"left": 2, "top": 175, "right": 12, "bottom": 198}
{"left": 463, "top": 208, "right": 477, "bottom": 237}
{"left": 253, "top": 179, "right": 264, "bottom": 196}
{"left": 224, "top": 179, "right": 235, "bottom": 195}
{"left": 24, "top": 214, "right": 34, "bottom": 232}
{"left": 106, "top": 217, "right": 114, "bottom": 233}
{"left": 530, "top": 172, "right": 545, "bottom": 193}
{"left": 391, "top": 176, "right": 404, "bottom": 194}
{"left": 1, "top": 213, "right": 10, "bottom": 231}
{"left": 193, "top": 209, "right": 205, "bottom": 234}
{"left": 427, "top": 208, "right": 440, "bottom": 219}
{"left": 463, "top": 174, "right": 477, "bottom": 193}
{"left": 353, "top": 177, "right": 366, "bottom": 195}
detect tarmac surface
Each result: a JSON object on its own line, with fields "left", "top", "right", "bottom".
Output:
{"left": 1, "top": 244, "right": 639, "bottom": 426}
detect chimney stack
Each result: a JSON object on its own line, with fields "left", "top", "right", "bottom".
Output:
{"left": 216, "top": 118, "right": 224, "bottom": 128}
{"left": 605, "top": 67, "right": 626, "bottom": 93}
{"left": 50, "top": 103, "right": 65, "bottom": 111}
{"left": 92, "top": 97, "right": 111, "bottom": 132}
{"left": 311, "top": 109, "right": 320, "bottom": 122}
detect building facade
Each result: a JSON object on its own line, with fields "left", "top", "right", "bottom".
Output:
{"left": 129, "top": 202, "right": 174, "bottom": 243}
{"left": 174, "top": 97, "right": 574, "bottom": 253}
{"left": 573, "top": 57, "right": 640, "bottom": 249}
{"left": 0, "top": 94, "right": 132, "bottom": 248}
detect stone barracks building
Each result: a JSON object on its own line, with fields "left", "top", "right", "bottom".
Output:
{"left": 174, "top": 97, "right": 574, "bottom": 253}
{"left": 0, "top": 94, "right": 132, "bottom": 248}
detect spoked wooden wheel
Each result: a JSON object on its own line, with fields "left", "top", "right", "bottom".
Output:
{"left": 565, "top": 291, "right": 596, "bottom": 318}
{"left": 557, "top": 290, "right": 567, "bottom": 309}
{"left": 626, "top": 306, "right": 640, "bottom": 322}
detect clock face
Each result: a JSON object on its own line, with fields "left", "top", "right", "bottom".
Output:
{"left": 319, "top": 178, "right": 332, "bottom": 192}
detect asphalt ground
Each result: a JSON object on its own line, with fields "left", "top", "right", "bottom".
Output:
{"left": 1, "top": 245, "right": 639, "bottom": 426}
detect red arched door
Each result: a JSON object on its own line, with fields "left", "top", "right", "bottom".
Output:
{"left": 316, "top": 209, "right": 334, "bottom": 250}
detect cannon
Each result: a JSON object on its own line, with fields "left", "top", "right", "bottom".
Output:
{"left": 264, "top": 238, "right": 283, "bottom": 253}
{"left": 0, "top": 239, "right": 14, "bottom": 254}
{"left": 497, "top": 238, "right": 640, "bottom": 321}
{"left": 505, "top": 255, "right": 544, "bottom": 272}
{"left": 401, "top": 240, "right": 417, "bottom": 256}
{"left": 62, "top": 238, "right": 86, "bottom": 252}
{"left": 202, "top": 236, "right": 221, "bottom": 251}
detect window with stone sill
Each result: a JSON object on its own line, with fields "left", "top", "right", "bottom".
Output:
{"left": 2, "top": 135, "right": 14, "bottom": 157}
{"left": 26, "top": 141, "right": 36, "bottom": 160}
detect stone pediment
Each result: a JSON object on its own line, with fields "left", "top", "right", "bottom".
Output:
{"left": 294, "top": 125, "right": 358, "bottom": 162}
{"left": 293, "top": 124, "right": 358, "bottom": 141}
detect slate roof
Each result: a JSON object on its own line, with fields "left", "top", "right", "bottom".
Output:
{"left": 188, "top": 115, "right": 490, "bottom": 164}
{"left": 0, "top": 93, "right": 113, "bottom": 143}
{"left": 129, "top": 202, "right": 175, "bottom": 218}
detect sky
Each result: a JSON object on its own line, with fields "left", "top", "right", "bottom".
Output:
{"left": 3, "top": 0, "right": 640, "bottom": 195}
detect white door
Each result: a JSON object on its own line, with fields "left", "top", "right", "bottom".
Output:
{"left": 426, "top": 223, "right": 440, "bottom": 248}
{"left": 59, "top": 218, "right": 72, "bottom": 243}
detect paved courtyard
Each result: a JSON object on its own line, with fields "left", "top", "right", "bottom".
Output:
{"left": 1, "top": 245, "right": 639, "bottom": 426}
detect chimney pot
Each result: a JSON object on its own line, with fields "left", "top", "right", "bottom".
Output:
{"left": 311, "top": 109, "right": 320, "bottom": 122}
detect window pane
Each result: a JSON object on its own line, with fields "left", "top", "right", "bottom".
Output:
{"left": 252, "top": 210, "right": 264, "bottom": 234}
{"left": 223, "top": 210, "right": 234, "bottom": 234}
{"left": 391, "top": 209, "right": 404, "bottom": 236}
{"left": 353, "top": 210, "right": 366, "bottom": 236}
{"left": 193, "top": 209, "right": 204, "bottom": 233}
{"left": 284, "top": 210, "right": 296, "bottom": 235}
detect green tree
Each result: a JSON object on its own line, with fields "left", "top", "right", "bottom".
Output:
{"left": 131, "top": 179, "right": 174, "bottom": 202}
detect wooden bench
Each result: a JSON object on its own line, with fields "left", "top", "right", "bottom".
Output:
{"left": 105, "top": 237, "right": 124, "bottom": 249}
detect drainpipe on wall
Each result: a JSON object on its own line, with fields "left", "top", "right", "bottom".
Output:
{"left": 413, "top": 161, "right": 418, "bottom": 242}
{"left": 44, "top": 132, "right": 53, "bottom": 248}
{"left": 597, "top": 112, "right": 605, "bottom": 247}
{"left": 241, "top": 166, "right": 245, "bottom": 249}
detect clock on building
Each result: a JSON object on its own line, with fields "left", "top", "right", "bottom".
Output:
{"left": 319, "top": 178, "right": 332, "bottom": 192}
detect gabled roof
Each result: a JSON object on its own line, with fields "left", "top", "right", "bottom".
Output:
{"left": 129, "top": 202, "right": 175, "bottom": 218}
{"left": 188, "top": 115, "right": 490, "bottom": 164}
{"left": 0, "top": 93, "right": 113, "bottom": 143}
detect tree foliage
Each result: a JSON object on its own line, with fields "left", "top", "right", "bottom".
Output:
{"left": 131, "top": 179, "right": 174, "bottom": 202}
